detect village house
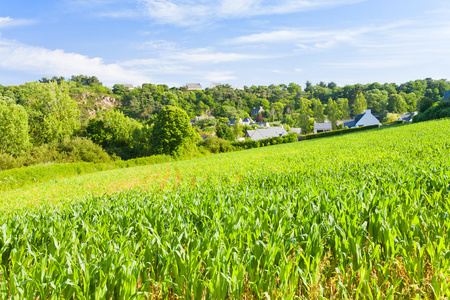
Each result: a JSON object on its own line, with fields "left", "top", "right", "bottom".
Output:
{"left": 398, "top": 112, "right": 418, "bottom": 122}
{"left": 343, "top": 109, "right": 380, "bottom": 128}
{"left": 313, "top": 122, "right": 332, "bottom": 134}
{"left": 251, "top": 106, "right": 264, "bottom": 117}
{"left": 186, "top": 83, "right": 203, "bottom": 90}
{"left": 242, "top": 117, "right": 254, "bottom": 126}
{"left": 228, "top": 118, "right": 243, "bottom": 126}
{"left": 245, "top": 127, "right": 288, "bottom": 141}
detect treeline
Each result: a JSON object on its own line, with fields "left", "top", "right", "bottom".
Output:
{"left": 0, "top": 76, "right": 449, "bottom": 170}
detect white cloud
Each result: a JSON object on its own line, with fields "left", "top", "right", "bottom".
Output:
{"left": 165, "top": 47, "right": 270, "bottom": 63}
{"left": 138, "top": 0, "right": 210, "bottom": 26}
{"left": 0, "top": 37, "right": 149, "bottom": 86}
{"left": 202, "top": 71, "right": 236, "bottom": 82}
{"left": 229, "top": 22, "right": 408, "bottom": 46}
{"left": 0, "top": 17, "right": 34, "bottom": 29}
{"left": 136, "top": 0, "right": 364, "bottom": 26}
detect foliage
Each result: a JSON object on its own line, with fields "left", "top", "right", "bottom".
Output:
{"left": 312, "top": 98, "right": 325, "bottom": 122}
{"left": 325, "top": 98, "right": 339, "bottom": 129}
{"left": 0, "top": 99, "right": 30, "bottom": 156}
{"left": 215, "top": 123, "right": 235, "bottom": 141}
{"left": 20, "top": 81, "right": 80, "bottom": 145}
{"left": 387, "top": 93, "right": 407, "bottom": 113}
{"left": 151, "top": 105, "right": 200, "bottom": 156}
{"left": 413, "top": 102, "right": 450, "bottom": 123}
{"left": 353, "top": 92, "right": 367, "bottom": 115}
{"left": 83, "top": 110, "right": 142, "bottom": 159}
{"left": 199, "top": 136, "right": 234, "bottom": 153}
{"left": 1, "top": 120, "right": 449, "bottom": 298}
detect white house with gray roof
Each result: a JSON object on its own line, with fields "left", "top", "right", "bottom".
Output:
{"left": 186, "top": 83, "right": 203, "bottom": 90}
{"left": 245, "top": 126, "right": 288, "bottom": 141}
{"left": 343, "top": 109, "right": 380, "bottom": 128}
{"left": 313, "top": 122, "right": 332, "bottom": 134}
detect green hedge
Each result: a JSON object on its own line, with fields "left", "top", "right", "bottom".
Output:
{"left": 231, "top": 133, "right": 298, "bottom": 150}
{"left": 301, "top": 124, "right": 379, "bottom": 140}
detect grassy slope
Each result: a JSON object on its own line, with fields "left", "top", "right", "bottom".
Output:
{"left": 0, "top": 155, "right": 174, "bottom": 192}
{"left": 1, "top": 119, "right": 450, "bottom": 298}
{"left": 2, "top": 119, "right": 449, "bottom": 212}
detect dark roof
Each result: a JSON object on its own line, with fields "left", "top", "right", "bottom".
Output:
{"left": 251, "top": 106, "right": 264, "bottom": 116}
{"left": 343, "top": 120, "right": 356, "bottom": 128}
{"left": 399, "top": 112, "right": 416, "bottom": 122}
{"left": 354, "top": 113, "right": 364, "bottom": 124}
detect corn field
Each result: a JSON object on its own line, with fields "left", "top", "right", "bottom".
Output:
{"left": 1, "top": 119, "right": 450, "bottom": 299}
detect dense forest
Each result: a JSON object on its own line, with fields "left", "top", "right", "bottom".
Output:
{"left": 0, "top": 75, "right": 449, "bottom": 170}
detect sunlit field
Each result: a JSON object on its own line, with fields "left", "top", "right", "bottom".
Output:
{"left": 1, "top": 119, "right": 449, "bottom": 298}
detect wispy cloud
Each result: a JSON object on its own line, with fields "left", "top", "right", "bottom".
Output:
{"left": 165, "top": 47, "right": 270, "bottom": 63}
{"left": 136, "top": 0, "right": 364, "bottom": 26}
{"left": 0, "top": 17, "right": 35, "bottom": 29}
{"left": 228, "top": 22, "right": 409, "bottom": 46}
{"left": 0, "top": 37, "right": 149, "bottom": 86}
{"left": 202, "top": 71, "right": 236, "bottom": 82}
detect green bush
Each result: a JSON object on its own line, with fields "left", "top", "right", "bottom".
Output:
{"left": 232, "top": 133, "right": 298, "bottom": 150}
{"left": 0, "top": 137, "right": 111, "bottom": 171}
{"left": 199, "top": 136, "right": 235, "bottom": 153}
{"left": 413, "top": 102, "right": 450, "bottom": 123}
{"left": 56, "top": 137, "right": 112, "bottom": 163}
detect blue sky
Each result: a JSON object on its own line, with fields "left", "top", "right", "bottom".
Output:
{"left": 0, "top": 0, "right": 449, "bottom": 87}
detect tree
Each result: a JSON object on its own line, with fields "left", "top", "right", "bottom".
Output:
{"left": 216, "top": 124, "right": 234, "bottom": 141}
{"left": 365, "top": 89, "right": 388, "bottom": 115}
{"left": 419, "top": 97, "right": 434, "bottom": 113}
{"left": 353, "top": 92, "right": 367, "bottom": 115}
{"left": 297, "top": 114, "right": 310, "bottom": 134}
{"left": 21, "top": 81, "right": 80, "bottom": 145}
{"left": 337, "top": 98, "right": 350, "bottom": 119}
{"left": 387, "top": 94, "right": 407, "bottom": 113}
{"left": 151, "top": 106, "right": 199, "bottom": 156}
{"left": 312, "top": 98, "right": 325, "bottom": 122}
{"left": 325, "top": 98, "right": 339, "bottom": 130}
{"left": 0, "top": 99, "right": 29, "bottom": 156}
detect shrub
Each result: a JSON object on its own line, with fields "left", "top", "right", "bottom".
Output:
{"left": 199, "top": 136, "right": 235, "bottom": 153}
{"left": 413, "top": 102, "right": 450, "bottom": 123}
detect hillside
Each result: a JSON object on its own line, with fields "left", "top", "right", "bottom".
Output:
{"left": 1, "top": 119, "right": 449, "bottom": 298}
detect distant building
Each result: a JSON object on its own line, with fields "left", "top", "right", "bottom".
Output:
{"left": 343, "top": 109, "right": 380, "bottom": 128}
{"left": 245, "top": 127, "right": 288, "bottom": 141}
{"left": 195, "top": 115, "right": 215, "bottom": 121}
{"left": 186, "top": 83, "right": 203, "bottom": 90}
{"left": 228, "top": 118, "right": 243, "bottom": 126}
{"left": 290, "top": 128, "right": 302, "bottom": 136}
{"left": 314, "top": 122, "right": 332, "bottom": 134}
{"left": 118, "top": 84, "right": 134, "bottom": 89}
{"left": 251, "top": 106, "right": 265, "bottom": 117}
{"left": 235, "top": 85, "right": 244, "bottom": 91}
{"left": 444, "top": 91, "right": 450, "bottom": 102}
{"left": 242, "top": 117, "right": 254, "bottom": 126}
{"left": 398, "top": 112, "right": 418, "bottom": 122}
{"left": 250, "top": 122, "right": 270, "bottom": 128}
{"left": 208, "top": 82, "right": 221, "bottom": 89}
